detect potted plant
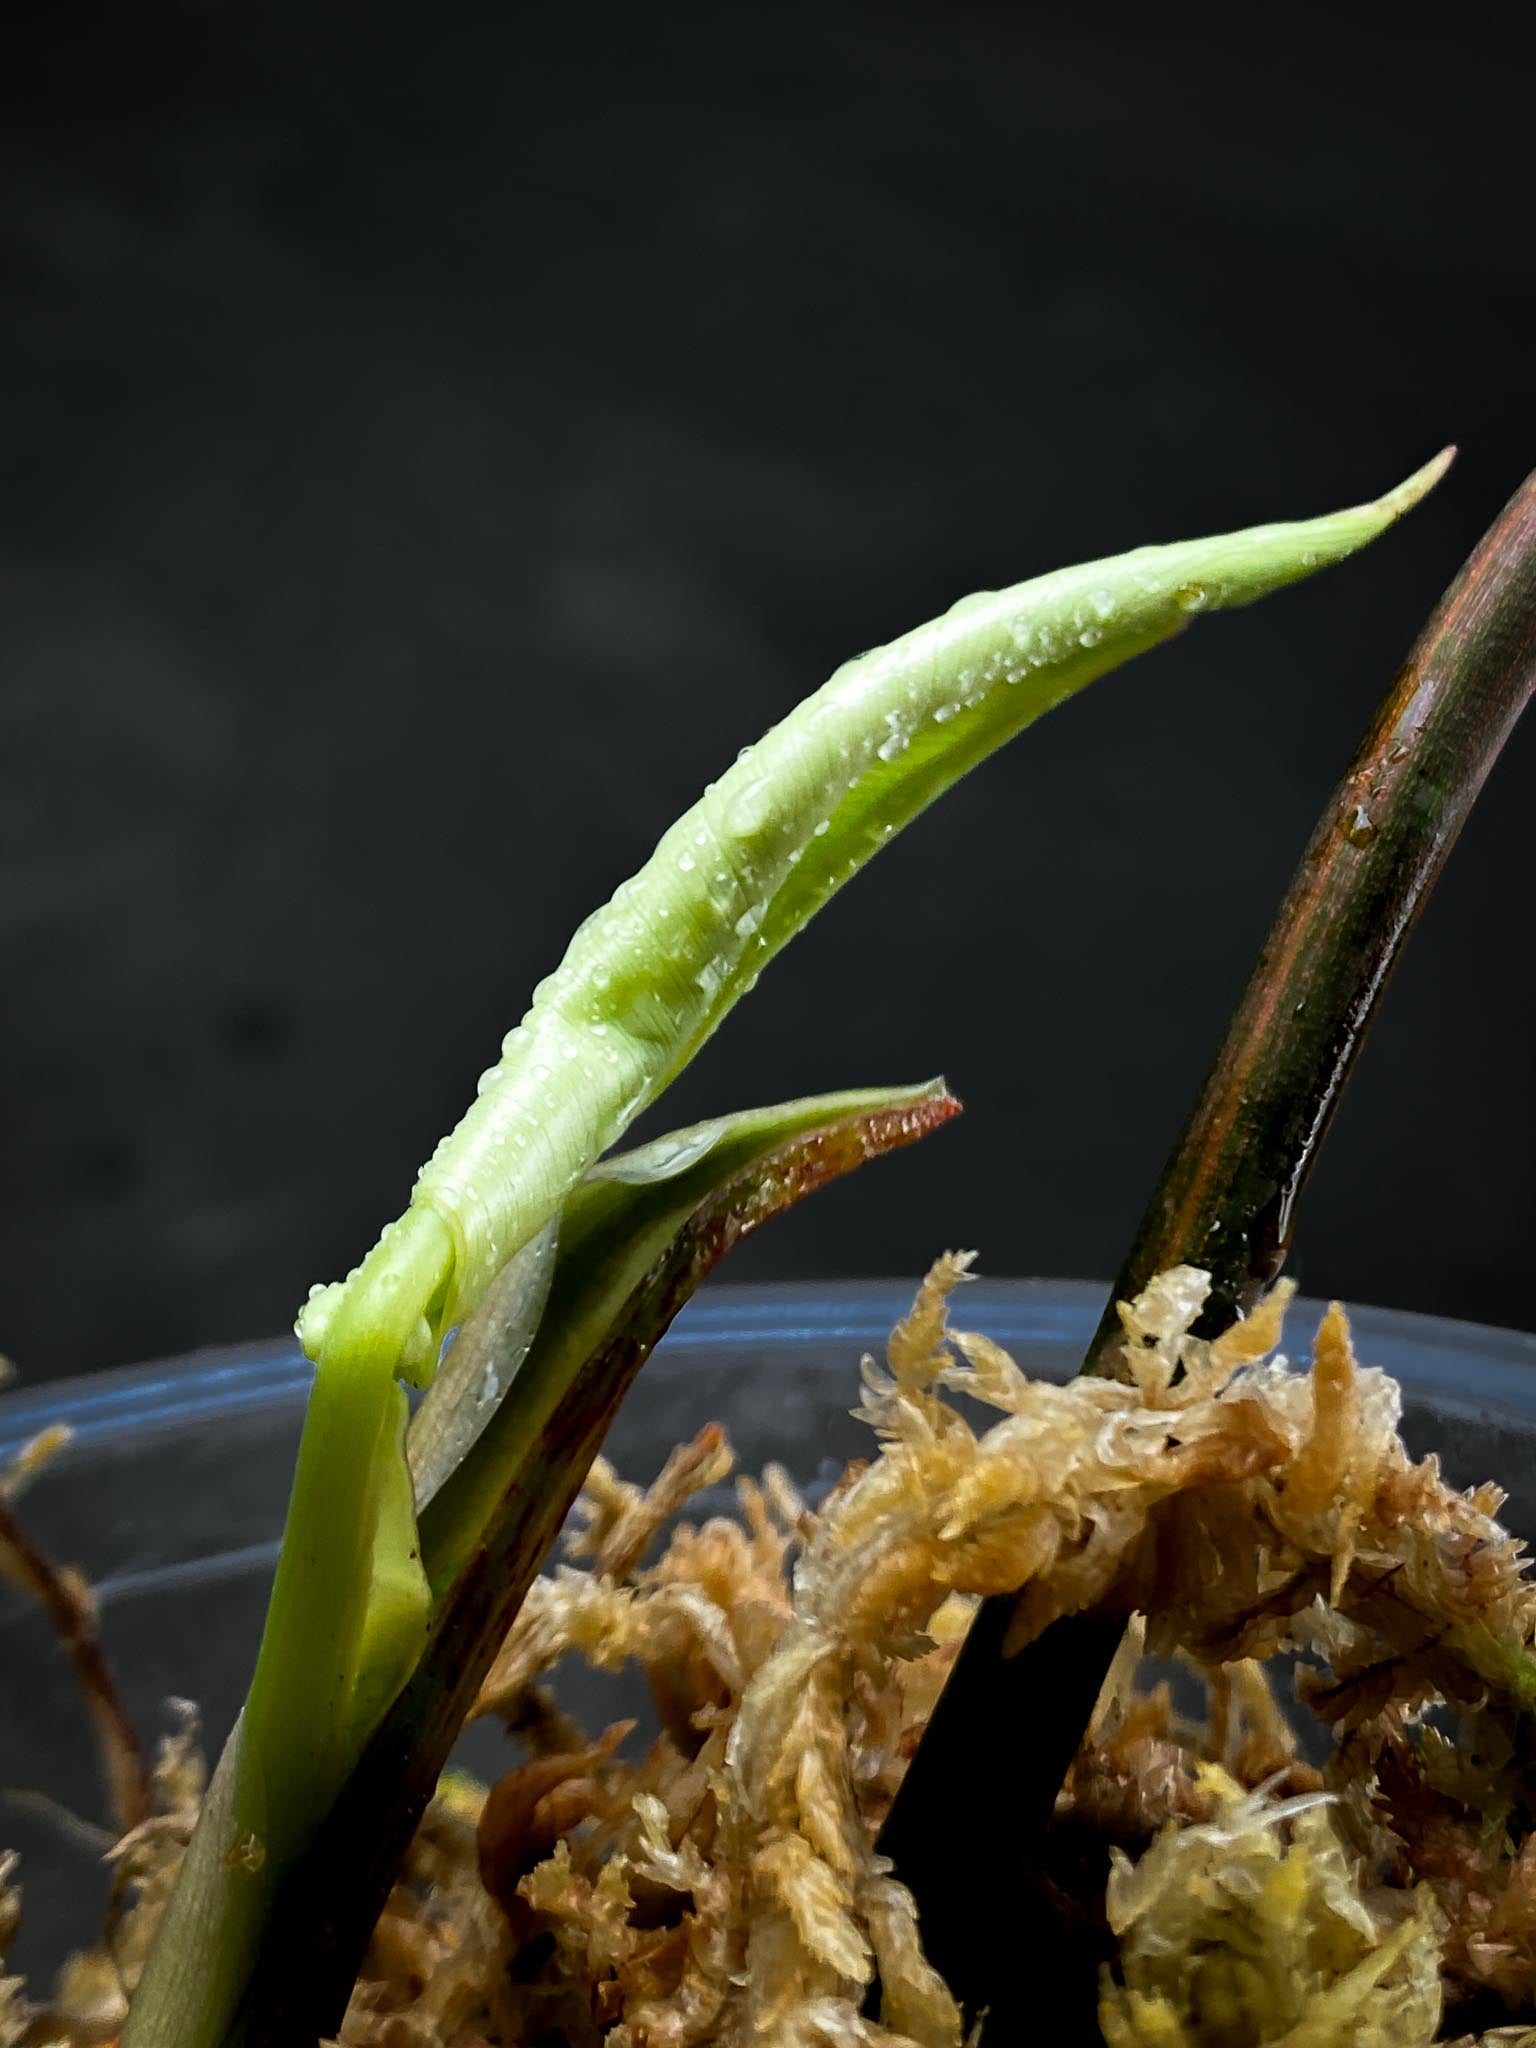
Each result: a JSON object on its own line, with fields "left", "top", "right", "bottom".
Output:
{"left": 6, "top": 447, "right": 1536, "bottom": 2048}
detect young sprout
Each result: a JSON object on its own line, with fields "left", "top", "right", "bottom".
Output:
{"left": 122, "top": 453, "right": 1449, "bottom": 2048}
{"left": 299, "top": 450, "right": 1454, "bottom": 1381}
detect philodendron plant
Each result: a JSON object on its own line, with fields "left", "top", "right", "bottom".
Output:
{"left": 114, "top": 454, "right": 1452, "bottom": 2048}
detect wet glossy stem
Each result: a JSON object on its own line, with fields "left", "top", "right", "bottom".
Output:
{"left": 1098, "top": 468, "right": 1536, "bottom": 1346}
{"left": 878, "top": 468, "right": 1536, "bottom": 2033}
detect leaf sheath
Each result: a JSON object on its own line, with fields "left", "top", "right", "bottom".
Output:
{"left": 239, "top": 1089, "right": 960, "bottom": 2045}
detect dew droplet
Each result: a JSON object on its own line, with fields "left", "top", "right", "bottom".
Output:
{"left": 1078, "top": 626, "right": 1102, "bottom": 648}
{"left": 677, "top": 851, "right": 696, "bottom": 873}
{"left": 1340, "top": 803, "right": 1377, "bottom": 849}
{"left": 725, "top": 779, "right": 773, "bottom": 839}
{"left": 1173, "top": 582, "right": 1209, "bottom": 613}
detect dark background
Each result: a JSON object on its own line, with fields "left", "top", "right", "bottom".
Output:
{"left": 3, "top": 6, "right": 1533, "bottom": 1381}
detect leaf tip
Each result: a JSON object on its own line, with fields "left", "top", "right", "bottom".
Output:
{"left": 913, "top": 1074, "right": 963, "bottom": 1124}
{"left": 1371, "top": 444, "right": 1456, "bottom": 523}
{"left": 889, "top": 1079, "right": 963, "bottom": 1145}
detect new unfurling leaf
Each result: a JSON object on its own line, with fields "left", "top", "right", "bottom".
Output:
{"left": 300, "top": 451, "right": 1453, "bottom": 1381}
{"left": 123, "top": 456, "right": 1449, "bottom": 2048}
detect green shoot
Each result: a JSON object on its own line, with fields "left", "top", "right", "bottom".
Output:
{"left": 120, "top": 455, "right": 1449, "bottom": 2048}
{"left": 245, "top": 1084, "right": 960, "bottom": 2043}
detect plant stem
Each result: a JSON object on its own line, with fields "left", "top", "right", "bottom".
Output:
{"left": 878, "top": 465, "right": 1536, "bottom": 2035}
{"left": 0, "top": 1493, "right": 151, "bottom": 1833}
{"left": 236, "top": 1092, "right": 958, "bottom": 2047}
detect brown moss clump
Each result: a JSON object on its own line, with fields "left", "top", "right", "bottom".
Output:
{"left": 9, "top": 1260, "right": 1536, "bottom": 2046}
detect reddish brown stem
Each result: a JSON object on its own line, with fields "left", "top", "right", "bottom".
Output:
{"left": 1, "top": 1492, "right": 152, "bottom": 1834}
{"left": 1099, "top": 462, "right": 1536, "bottom": 1343}
{"left": 879, "top": 467, "right": 1536, "bottom": 2037}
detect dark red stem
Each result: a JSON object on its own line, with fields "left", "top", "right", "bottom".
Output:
{"left": 879, "top": 467, "right": 1536, "bottom": 2036}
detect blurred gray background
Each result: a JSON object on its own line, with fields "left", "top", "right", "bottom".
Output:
{"left": 3, "top": 4, "right": 1534, "bottom": 1378}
